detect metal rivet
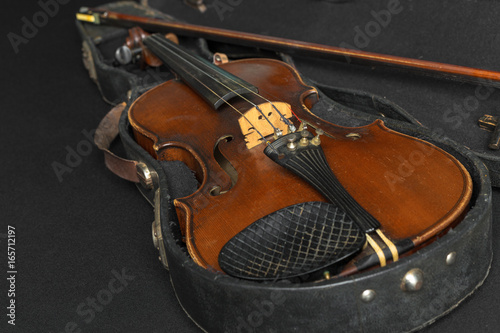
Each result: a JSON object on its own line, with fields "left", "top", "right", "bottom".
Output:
{"left": 360, "top": 289, "right": 376, "bottom": 303}
{"left": 446, "top": 252, "right": 457, "bottom": 266}
{"left": 151, "top": 221, "right": 159, "bottom": 249}
{"left": 401, "top": 268, "right": 424, "bottom": 292}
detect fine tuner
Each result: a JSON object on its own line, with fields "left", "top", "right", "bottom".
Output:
{"left": 285, "top": 129, "right": 323, "bottom": 151}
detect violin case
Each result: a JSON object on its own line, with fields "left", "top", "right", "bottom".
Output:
{"left": 76, "top": 1, "right": 495, "bottom": 332}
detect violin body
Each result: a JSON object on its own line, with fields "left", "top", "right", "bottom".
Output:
{"left": 129, "top": 58, "right": 471, "bottom": 273}
{"left": 77, "top": 4, "right": 493, "bottom": 330}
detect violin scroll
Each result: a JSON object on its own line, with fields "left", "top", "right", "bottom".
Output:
{"left": 114, "top": 27, "right": 178, "bottom": 67}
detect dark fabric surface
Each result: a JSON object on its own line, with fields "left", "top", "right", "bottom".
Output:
{"left": 1, "top": 0, "right": 499, "bottom": 332}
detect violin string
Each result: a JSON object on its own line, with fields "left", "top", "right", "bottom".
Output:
{"left": 149, "top": 35, "right": 405, "bottom": 268}
{"left": 207, "top": 62, "right": 300, "bottom": 131}
{"left": 202, "top": 62, "right": 299, "bottom": 131}
{"left": 164, "top": 33, "right": 301, "bottom": 128}
{"left": 148, "top": 35, "right": 272, "bottom": 147}
{"left": 149, "top": 34, "right": 291, "bottom": 134}
{"left": 262, "top": 90, "right": 304, "bottom": 127}
{"left": 150, "top": 35, "right": 279, "bottom": 132}
{"left": 192, "top": 75, "right": 274, "bottom": 148}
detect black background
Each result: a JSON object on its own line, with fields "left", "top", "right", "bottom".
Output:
{"left": 1, "top": 0, "right": 499, "bottom": 332}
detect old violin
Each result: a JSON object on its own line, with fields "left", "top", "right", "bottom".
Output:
{"left": 123, "top": 32, "right": 472, "bottom": 280}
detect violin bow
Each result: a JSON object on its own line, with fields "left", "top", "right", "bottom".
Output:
{"left": 76, "top": 7, "right": 500, "bottom": 88}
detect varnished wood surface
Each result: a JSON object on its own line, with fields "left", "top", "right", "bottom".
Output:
{"left": 129, "top": 58, "right": 472, "bottom": 272}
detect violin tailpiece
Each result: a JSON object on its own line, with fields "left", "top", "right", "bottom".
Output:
{"left": 218, "top": 201, "right": 365, "bottom": 280}
{"left": 264, "top": 131, "right": 381, "bottom": 234}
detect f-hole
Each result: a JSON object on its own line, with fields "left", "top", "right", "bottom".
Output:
{"left": 211, "top": 135, "right": 238, "bottom": 196}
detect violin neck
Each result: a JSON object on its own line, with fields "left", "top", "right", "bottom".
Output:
{"left": 143, "top": 34, "right": 258, "bottom": 109}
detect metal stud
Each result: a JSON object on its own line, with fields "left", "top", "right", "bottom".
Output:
{"left": 360, "top": 289, "right": 376, "bottom": 303}
{"left": 151, "top": 222, "right": 159, "bottom": 250}
{"left": 401, "top": 268, "right": 424, "bottom": 292}
{"left": 446, "top": 252, "right": 457, "bottom": 266}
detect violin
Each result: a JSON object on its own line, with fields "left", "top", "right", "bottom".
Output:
{"left": 124, "top": 31, "right": 472, "bottom": 280}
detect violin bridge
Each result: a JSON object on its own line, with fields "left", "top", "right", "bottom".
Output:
{"left": 238, "top": 101, "right": 293, "bottom": 149}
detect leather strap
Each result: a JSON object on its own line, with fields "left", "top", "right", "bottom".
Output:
{"left": 94, "top": 103, "right": 140, "bottom": 183}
